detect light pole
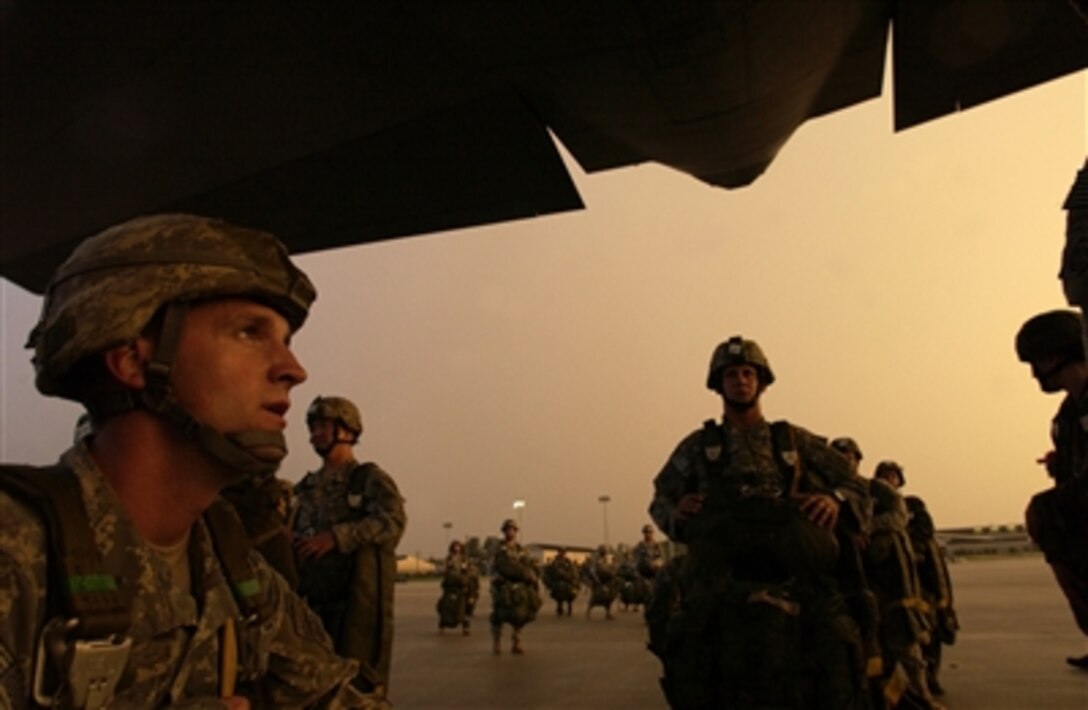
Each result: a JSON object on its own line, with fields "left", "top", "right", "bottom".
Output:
{"left": 598, "top": 494, "right": 611, "bottom": 546}
{"left": 512, "top": 499, "right": 526, "bottom": 531}
{"left": 442, "top": 521, "right": 452, "bottom": 549}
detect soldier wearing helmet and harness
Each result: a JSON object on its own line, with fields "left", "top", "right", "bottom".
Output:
{"left": 1015, "top": 307, "right": 1088, "bottom": 668}
{"left": 293, "top": 395, "right": 406, "bottom": 698}
{"left": 0, "top": 214, "right": 382, "bottom": 708}
{"left": 856, "top": 455, "right": 943, "bottom": 709}
{"left": 649, "top": 336, "right": 871, "bottom": 709}
{"left": 488, "top": 519, "right": 541, "bottom": 654}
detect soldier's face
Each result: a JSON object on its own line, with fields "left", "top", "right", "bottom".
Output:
{"left": 309, "top": 418, "right": 338, "bottom": 452}
{"left": 721, "top": 364, "right": 759, "bottom": 404}
{"left": 169, "top": 298, "right": 306, "bottom": 459}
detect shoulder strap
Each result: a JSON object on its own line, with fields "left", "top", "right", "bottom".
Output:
{"left": 769, "top": 420, "right": 801, "bottom": 497}
{"left": 0, "top": 464, "right": 130, "bottom": 639}
{"left": 203, "top": 500, "right": 273, "bottom": 621}
{"left": 698, "top": 419, "right": 728, "bottom": 483}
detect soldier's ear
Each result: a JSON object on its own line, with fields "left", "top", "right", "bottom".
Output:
{"left": 102, "top": 337, "right": 153, "bottom": 389}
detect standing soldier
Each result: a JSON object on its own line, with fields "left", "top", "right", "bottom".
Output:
{"left": 649, "top": 336, "right": 871, "bottom": 709}
{"left": 542, "top": 546, "right": 580, "bottom": 616}
{"left": 294, "top": 395, "right": 407, "bottom": 698}
{"left": 1015, "top": 309, "right": 1088, "bottom": 668}
{"left": 634, "top": 524, "right": 665, "bottom": 581}
{"left": 489, "top": 519, "right": 541, "bottom": 654}
{"left": 903, "top": 495, "right": 957, "bottom": 697}
{"left": 584, "top": 544, "right": 620, "bottom": 620}
{"left": 0, "top": 214, "right": 380, "bottom": 707}
{"left": 868, "top": 461, "right": 944, "bottom": 709}
{"left": 438, "top": 540, "right": 476, "bottom": 635}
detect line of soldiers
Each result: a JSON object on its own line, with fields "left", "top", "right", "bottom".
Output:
{"left": 647, "top": 336, "right": 956, "bottom": 709}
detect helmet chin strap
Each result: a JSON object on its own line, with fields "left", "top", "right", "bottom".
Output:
{"left": 138, "top": 302, "right": 283, "bottom": 480}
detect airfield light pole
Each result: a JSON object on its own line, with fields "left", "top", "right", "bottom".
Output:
{"left": 512, "top": 499, "right": 526, "bottom": 532}
{"left": 598, "top": 494, "right": 611, "bottom": 546}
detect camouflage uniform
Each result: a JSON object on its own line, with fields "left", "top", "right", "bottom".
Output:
{"left": 489, "top": 535, "right": 540, "bottom": 653}
{"left": 904, "top": 495, "right": 958, "bottom": 696}
{"left": 222, "top": 474, "right": 299, "bottom": 589}
{"left": 0, "top": 443, "right": 376, "bottom": 709}
{"left": 634, "top": 537, "right": 665, "bottom": 581}
{"left": 649, "top": 337, "right": 871, "bottom": 709}
{"left": 617, "top": 553, "right": 652, "bottom": 612}
{"left": 542, "top": 552, "right": 580, "bottom": 616}
{"left": 583, "top": 548, "right": 620, "bottom": 619}
{"left": 865, "top": 468, "right": 938, "bottom": 708}
{"left": 1, "top": 214, "right": 386, "bottom": 708}
{"left": 294, "top": 458, "right": 406, "bottom": 691}
{"left": 437, "top": 548, "right": 478, "bottom": 634}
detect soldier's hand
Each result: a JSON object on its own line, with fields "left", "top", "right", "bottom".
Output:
{"left": 295, "top": 530, "right": 337, "bottom": 560}
{"left": 797, "top": 493, "right": 840, "bottom": 530}
{"left": 675, "top": 493, "right": 705, "bottom": 520}
{"left": 221, "top": 697, "right": 250, "bottom": 710}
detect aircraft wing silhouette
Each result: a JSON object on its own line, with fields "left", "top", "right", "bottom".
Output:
{"left": 3, "top": 1, "right": 1086, "bottom": 293}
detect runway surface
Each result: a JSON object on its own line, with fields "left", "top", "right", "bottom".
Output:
{"left": 386, "top": 555, "right": 1088, "bottom": 709}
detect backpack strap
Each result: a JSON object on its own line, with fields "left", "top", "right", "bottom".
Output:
{"left": 769, "top": 420, "right": 801, "bottom": 497}
{"left": 0, "top": 464, "right": 133, "bottom": 709}
{"left": 0, "top": 464, "right": 130, "bottom": 639}
{"left": 203, "top": 499, "right": 272, "bottom": 622}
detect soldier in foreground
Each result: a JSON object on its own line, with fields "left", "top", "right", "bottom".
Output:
{"left": 1015, "top": 309, "right": 1088, "bottom": 667}
{"left": 542, "top": 547, "right": 580, "bottom": 616}
{"left": 0, "top": 214, "right": 381, "bottom": 708}
{"left": 649, "top": 336, "right": 871, "bottom": 709}
{"left": 294, "top": 396, "right": 407, "bottom": 697}
{"left": 489, "top": 519, "right": 541, "bottom": 654}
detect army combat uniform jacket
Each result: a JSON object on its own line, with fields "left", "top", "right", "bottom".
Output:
{"left": 293, "top": 459, "right": 406, "bottom": 690}
{"left": 489, "top": 542, "right": 540, "bottom": 630}
{"left": 648, "top": 417, "right": 871, "bottom": 709}
{"left": 0, "top": 443, "right": 373, "bottom": 709}
{"left": 650, "top": 418, "right": 870, "bottom": 541}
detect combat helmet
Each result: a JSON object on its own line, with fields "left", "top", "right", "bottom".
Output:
{"left": 307, "top": 395, "right": 363, "bottom": 441}
{"left": 706, "top": 336, "right": 774, "bottom": 393}
{"left": 27, "top": 213, "right": 316, "bottom": 477}
{"left": 1015, "top": 310, "right": 1084, "bottom": 390}
{"left": 501, "top": 518, "right": 519, "bottom": 532}
{"left": 830, "top": 437, "right": 863, "bottom": 461}
{"left": 642, "top": 524, "right": 655, "bottom": 534}
{"left": 874, "top": 460, "right": 905, "bottom": 486}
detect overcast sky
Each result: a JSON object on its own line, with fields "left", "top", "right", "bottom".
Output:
{"left": 2, "top": 70, "right": 1086, "bottom": 560}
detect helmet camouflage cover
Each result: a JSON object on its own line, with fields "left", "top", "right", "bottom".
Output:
{"left": 874, "top": 460, "right": 905, "bottom": 485}
{"left": 501, "top": 518, "right": 519, "bottom": 532}
{"left": 29, "top": 214, "right": 316, "bottom": 399}
{"left": 830, "top": 437, "right": 863, "bottom": 461}
{"left": 307, "top": 395, "right": 363, "bottom": 437}
{"left": 706, "top": 336, "right": 775, "bottom": 392}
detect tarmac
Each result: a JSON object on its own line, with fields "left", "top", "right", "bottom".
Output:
{"left": 386, "top": 555, "right": 1088, "bottom": 709}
